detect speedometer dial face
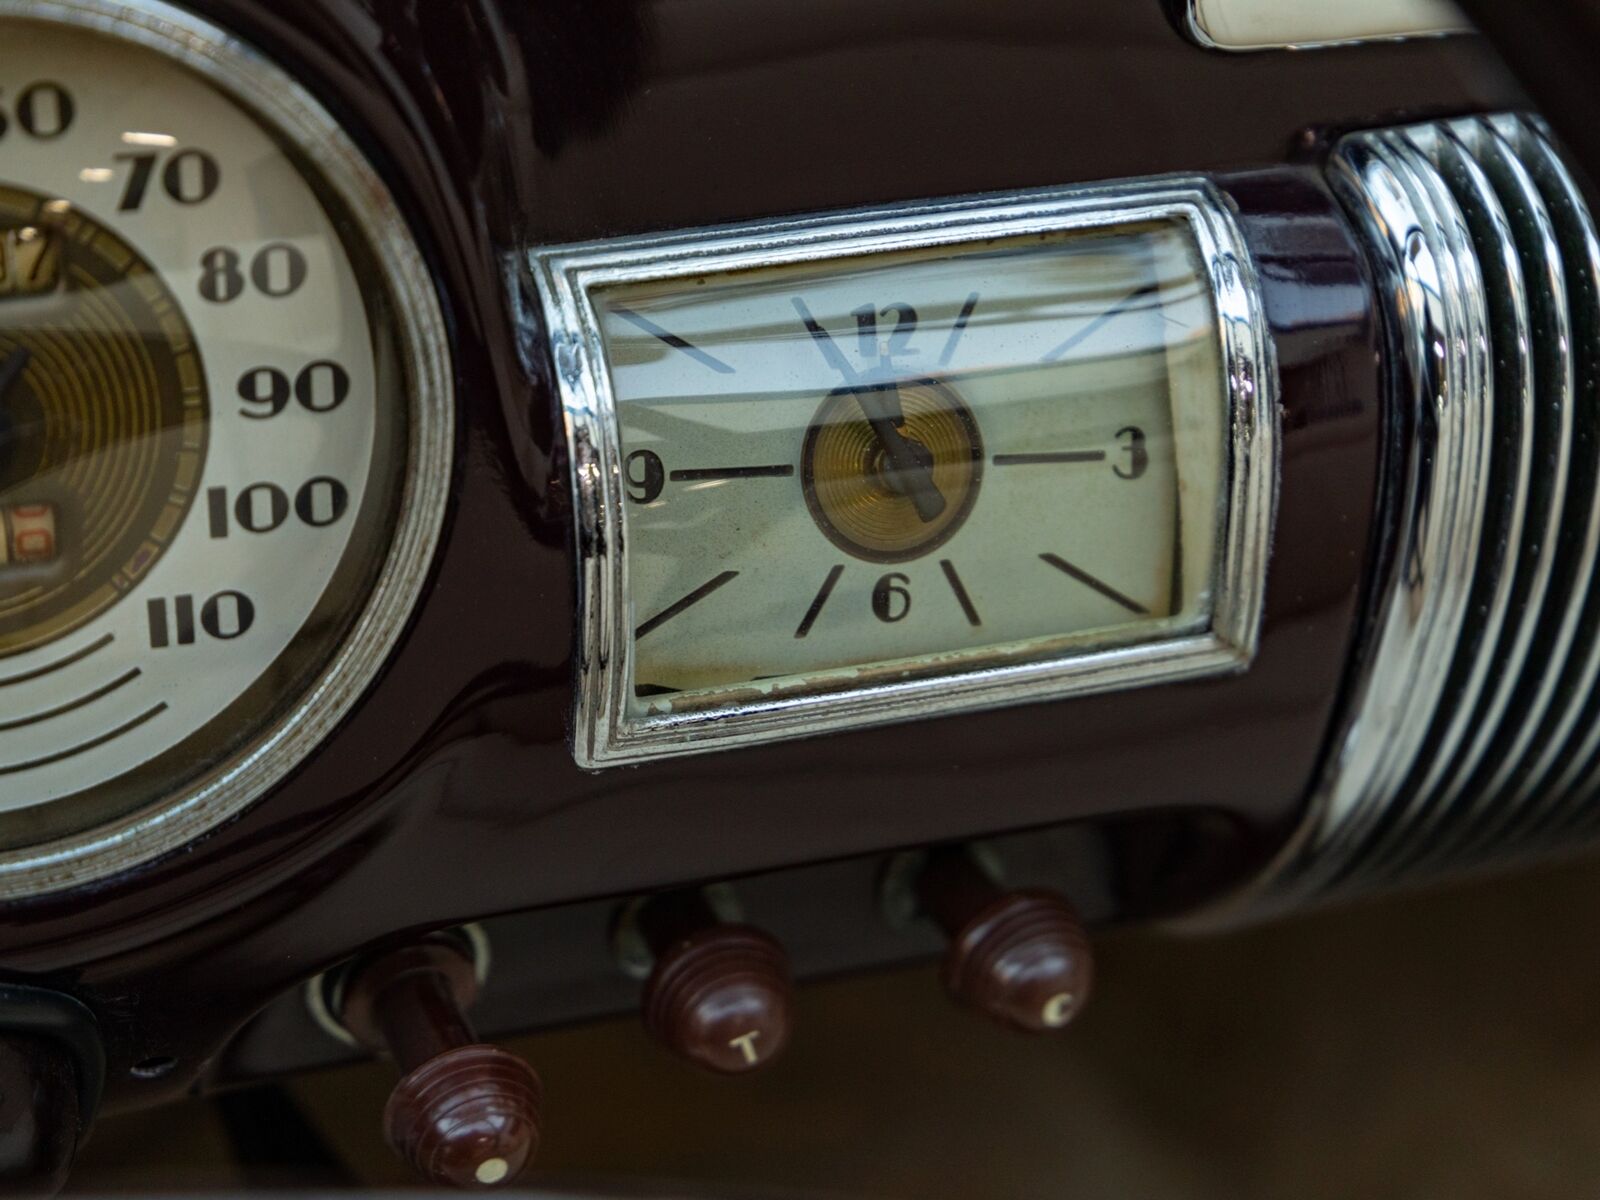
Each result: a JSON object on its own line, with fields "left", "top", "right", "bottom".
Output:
{"left": 0, "top": 2, "right": 450, "bottom": 892}
{"left": 537, "top": 185, "right": 1275, "bottom": 764}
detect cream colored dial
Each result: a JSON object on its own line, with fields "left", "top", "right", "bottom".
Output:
{"left": 596, "top": 221, "right": 1227, "bottom": 713}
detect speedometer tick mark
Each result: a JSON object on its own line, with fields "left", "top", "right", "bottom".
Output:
{"left": 0, "top": 632, "right": 113, "bottom": 687}
{"left": 0, "top": 668, "right": 141, "bottom": 732}
{"left": 0, "top": 701, "right": 167, "bottom": 776}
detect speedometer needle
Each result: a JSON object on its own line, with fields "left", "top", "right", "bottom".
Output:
{"left": 854, "top": 378, "right": 947, "bottom": 523}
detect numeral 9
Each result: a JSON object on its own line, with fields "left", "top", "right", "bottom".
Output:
{"left": 625, "top": 449, "right": 665, "bottom": 504}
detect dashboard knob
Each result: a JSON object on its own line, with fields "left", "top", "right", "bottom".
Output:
{"left": 634, "top": 891, "right": 793, "bottom": 1074}
{"left": 916, "top": 849, "right": 1094, "bottom": 1033}
{"left": 337, "top": 938, "right": 541, "bottom": 1189}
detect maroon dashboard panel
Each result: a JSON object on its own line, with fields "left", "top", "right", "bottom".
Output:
{"left": 0, "top": 0, "right": 1522, "bottom": 1111}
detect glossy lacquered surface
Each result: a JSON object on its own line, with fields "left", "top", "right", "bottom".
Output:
{"left": 0, "top": 0, "right": 1520, "bottom": 1112}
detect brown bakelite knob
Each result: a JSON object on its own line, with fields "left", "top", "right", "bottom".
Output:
{"left": 339, "top": 938, "right": 542, "bottom": 1189}
{"left": 636, "top": 893, "right": 793, "bottom": 1073}
{"left": 917, "top": 851, "right": 1094, "bottom": 1033}
{"left": 384, "top": 1044, "right": 542, "bottom": 1189}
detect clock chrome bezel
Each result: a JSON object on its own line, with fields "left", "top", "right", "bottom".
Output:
{"left": 531, "top": 179, "right": 1277, "bottom": 768}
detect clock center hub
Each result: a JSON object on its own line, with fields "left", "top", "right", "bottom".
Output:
{"left": 801, "top": 377, "right": 984, "bottom": 563}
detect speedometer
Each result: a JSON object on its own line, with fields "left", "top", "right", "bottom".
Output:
{"left": 0, "top": 0, "right": 451, "bottom": 894}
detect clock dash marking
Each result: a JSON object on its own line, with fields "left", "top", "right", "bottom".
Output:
{"left": 612, "top": 304, "right": 735, "bottom": 374}
{"left": 937, "top": 292, "right": 981, "bottom": 367}
{"left": 994, "top": 451, "right": 1107, "bottom": 466}
{"left": 792, "top": 297, "right": 858, "bottom": 380}
{"left": 670, "top": 465, "right": 795, "bottom": 482}
{"left": 1039, "top": 552, "right": 1149, "bottom": 615}
{"left": 1040, "top": 282, "right": 1159, "bottom": 363}
{"left": 794, "top": 564, "right": 845, "bottom": 638}
{"left": 637, "top": 570, "right": 739, "bottom": 639}
{"left": 939, "top": 559, "right": 982, "bottom": 626}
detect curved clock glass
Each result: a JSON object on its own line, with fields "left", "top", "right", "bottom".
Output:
{"left": 0, "top": 0, "right": 451, "bottom": 895}
{"left": 535, "top": 182, "right": 1275, "bottom": 766}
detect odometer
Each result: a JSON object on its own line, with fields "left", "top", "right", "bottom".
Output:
{"left": 0, "top": 0, "right": 451, "bottom": 894}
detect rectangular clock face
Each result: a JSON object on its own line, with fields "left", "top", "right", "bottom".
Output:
{"left": 535, "top": 183, "right": 1274, "bottom": 764}
{"left": 596, "top": 221, "right": 1226, "bottom": 715}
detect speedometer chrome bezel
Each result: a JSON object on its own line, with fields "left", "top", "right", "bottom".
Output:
{"left": 0, "top": 0, "right": 453, "bottom": 896}
{"left": 532, "top": 178, "right": 1277, "bottom": 768}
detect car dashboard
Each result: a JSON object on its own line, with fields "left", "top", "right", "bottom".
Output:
{"left": 0, "top": 0, "right": 1593, "bottom": 1190}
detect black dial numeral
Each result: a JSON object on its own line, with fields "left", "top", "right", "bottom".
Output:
{"left": 853, "top": 302, "right": 918, "bottom": 359}
{"left": 238, "top": 361, "right": 350, "bottom": 419}
{"left": 625, "top": 449, "right": 666, "bottom": 504}
{"left": 206, "top": 478, "right": 349, "bottom": 538}
{"left": 1114, "top": 426, "right": 1148, "bottom": 480}
{"left": 0, "top": 82, "right": 75, "bottom": 141}
{"left": 115, "top": 148, "right": 220, "bottom": 211}
{"left": 199, "top": 243, "right": 307, "bottom": 303}
{"left": 147, "top": 590, "right": 255, "bottom": 647}
{"left": 872, "top": 572, "right": 912, "bottom": 623}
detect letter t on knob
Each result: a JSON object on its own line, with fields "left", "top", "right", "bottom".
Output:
{"left": 633, "top": 889, "right": 794, "bottom": 1074}
{"left": 915, "top": 847, "right": 1094, "bottom": 1033}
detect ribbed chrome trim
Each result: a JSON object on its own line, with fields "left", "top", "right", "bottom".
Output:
{"left": 1370, "top": 117, "right": 1574, "bottom": 881}
{"left": 1281, "top": 127, "right": 1494, "bottom": 895}
{"left": 1514, "top": 126, "right": 1600, "bottom": 828}
{"left": 1213, "top": 113, "right": 1600, "bottom": 915}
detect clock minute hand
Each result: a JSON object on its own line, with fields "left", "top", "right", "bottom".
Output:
{"left": 855, "top": 378, "right": 947, "bottom": 523}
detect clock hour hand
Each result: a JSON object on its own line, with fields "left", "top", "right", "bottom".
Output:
{"left": 854, "top": 377, "right": 947, "bottom": 523}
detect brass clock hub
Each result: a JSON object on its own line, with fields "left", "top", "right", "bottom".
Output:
{"left": 801, "top": 377, "right": 984, "bottom": 563}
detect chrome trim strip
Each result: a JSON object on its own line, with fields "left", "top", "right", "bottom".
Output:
{"left": 0, "top": 0, "right": 454, "bottom": 896}
{"left": 1206, "top": 114, "right": 1600, "bottom": 917}
{"left": 1228, "top": 127, "right": 1492, "bottom": 905}
{"left": 1367, "top": 117, "right": 1571, "bottom": 882}
{"left": 1310, "top": 132, "right": 1490, "bottom": 874}
{"left": 1515, "top": 123, "right": 1600, "bottom": 826}
{"left": 531, "top": 180, "right": 1278, "bottom": 767}
{"left": 1386, "top": 121, "right": 1532, "bottom": 829}
{"left": 1416, "top": 118, "right": 1579, "bottom": 866}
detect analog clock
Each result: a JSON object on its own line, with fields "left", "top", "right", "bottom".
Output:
{"left": 536, "top": 183, "right": 1275, "bottom": 765}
